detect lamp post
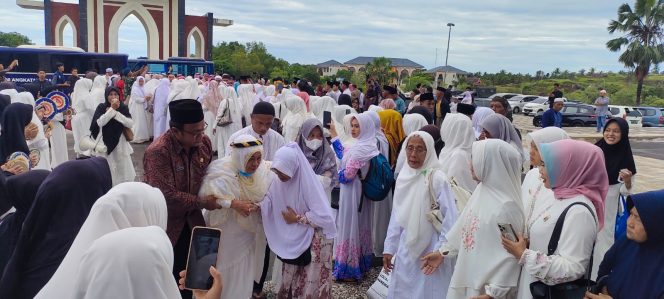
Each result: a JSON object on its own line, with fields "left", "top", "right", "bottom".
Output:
{"left": 442, "top": 23, "right": 455, "bottom": 87}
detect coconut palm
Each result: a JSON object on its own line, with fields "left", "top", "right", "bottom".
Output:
{"left": 607, "top": 0, "right": 664, "bottom": 105}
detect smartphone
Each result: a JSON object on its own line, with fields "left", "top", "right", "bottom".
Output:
{"left": 345, "top": 109, "right": 351, "bottom": 115}
{"left": 184, "top": 226, "right": 222, "bottom": 291}
{"left": 498, "top": 223, "right": 518, "bottom": 242}
{"left": 323, "top": 111, "right": 332, "bottom": 129}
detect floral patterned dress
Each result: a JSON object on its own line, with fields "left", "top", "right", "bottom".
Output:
{"left": 278, "top": 229, "right": 333, "bottom": 299}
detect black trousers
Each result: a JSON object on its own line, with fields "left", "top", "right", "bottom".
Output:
{"left": 253, "top": 243, "right": 271, "bottom": 293}
{"left": 173, "top": 224, "right": 193, "bottom": 299}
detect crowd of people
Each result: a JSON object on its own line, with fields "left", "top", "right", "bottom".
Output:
{"left": 0, "top": 64, "right": 662, "bottom": 299}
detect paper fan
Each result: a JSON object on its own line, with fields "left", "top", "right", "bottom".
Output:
{"left": 35, "top": 97, "right": 57, "bottom": 120}
{"left": 47, "top": 91, "right": 71, "bottom": 113}
{"left": 7, "top": 151, "right": 31, "bottom": 172}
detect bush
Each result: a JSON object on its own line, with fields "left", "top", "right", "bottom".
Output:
{"left": 644, "top": 95, "right": 664, "bottom": 107}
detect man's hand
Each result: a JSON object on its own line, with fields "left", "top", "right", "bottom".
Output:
{"left": 201, "top": 195, "right": 222, "bottom": 211}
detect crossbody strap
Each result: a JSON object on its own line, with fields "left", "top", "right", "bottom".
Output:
{"left": 547, "top": 201, "right": 597, "bottom": 281}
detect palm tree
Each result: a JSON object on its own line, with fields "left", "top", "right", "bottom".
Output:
{"left": 366, "top": 57, "right": 396, "bottom": 86}
{"left": 607, "top": 0, "right": 664, "bottom": 105}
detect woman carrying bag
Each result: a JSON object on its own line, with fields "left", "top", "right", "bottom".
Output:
{"left": 89, "top": 87, "right": 135, "bottom": 186}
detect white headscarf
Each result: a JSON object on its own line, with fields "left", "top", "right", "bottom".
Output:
{"left": 90, "top": 76, "right": 107, "bottom": 105}
{"left": 143, "top": 78, "right": 160, "bottom": 97}
{"left": 167, "top": 80, "right": 189, "bottom": 103}
{"left": 368, "top": 105, "right": 383, "bottom": 113}
{"left": 71, "top": 226, "right": 181, "bottom": 299}
{"left": 184, "top": 77, "right": 201, "bottom": 100}
{"left": 130, "top": 76, "right": 146, "bottom": 108}
{"left": 261, "top": 143, "right": 337, "bottom": 259}
{"left": 393, "top": 131, "right": 442, "bottom": 258}
{"left": 237, "top": 84, "right": 257, "bottom": 121}
{"left": 528, "top": 126, "right": 570, "bottom": 153}
{"left": 282, "top": 94, "right": 313, "bottom": 142}
{"left": 16, "top": 91, "right": 37, "bottom": 106}
{"left": 438, "top": 113, "right": 477, "bottom": 192}
{"left": 71, "top": 78, "right": 94, "bottom": 112}
{"left": 36, "top": 182, "right": 167, "bottom": 299}
{"left": 332, "top": 105, "right": 357, "bottom": 146}
{"left": 471, "top": 107, "right": 494, "bottom": 138}
{"left": 402, "top": 113, "right": 428, "bottom": 135}
{"left": 0, "top": 88, "right": 19, "bottom": 102}
{"left": 342, "top": 112, "right": 380, "bottom": 166}
{"left": 444, "top": 139, "right": 524, "bottom": 291}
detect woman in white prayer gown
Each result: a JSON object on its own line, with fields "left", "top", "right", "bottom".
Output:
{"left": 471, "top": 107, "right": 494, "bottom": 139}
{"left": 281, "top": 94, "right": 314, "bottom": 142}
{"left": 199, "top": 134, "right": 274, "bottom": 299}
{"left": 439, "top": 113, "right": 478, "bottom": 193}
{"left": 202, "top": 80, "right": 222, "bottom": 151}
{"left": 128, "top": 76, "right": 151, "bottom": 143}
{"left": 35, "top": 182, "right": 167, "bottom": 299}
{"left": 394, "top": 113, "right": 429, "bottom": 175}
{"left": 143, "top": 77, "right": 160, "bottom": 138}
{"left": 215, "top": 84, "right": 243, "bottom": 157}
{"left": 152, "top": 78, "right": 170, "bottom": 139}
{"left": 90, "top": 75, "right": 107, "bottom": 105}
{"left": 70, "top": 78, "right": 95, "bottom": 156}
{"left": 422, "top": 139, "right": 524, "bottom": 299}
{"left": 368, "top": 111, "right": 391, "bottom": 257}
{"left": 237, "top": 84, "right": 258, "bottom": 126}
{"left": 332, "top": 105, "right": 357, "bottom": 147}
{"left": 48, "top": 110, "right": 68, "bottom": 168}
{"left": 384, "top": 131, "right": 458, "bottom": 299}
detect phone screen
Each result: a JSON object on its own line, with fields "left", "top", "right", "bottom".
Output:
{"left": 323, "top": 111, "right": 332, "bottom": 129}
{"left": 184, "top": 227, "right": 221, "bottom": 290}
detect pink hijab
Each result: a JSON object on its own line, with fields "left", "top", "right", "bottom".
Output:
{"left": 539, "top": 139, "right": 609, "bottom": 229}
{"left": 296, "top": 92, "right": 310, "bottom": 112}
{"left": 203, "top": 80, "right": 221, "bottom": 113}
{"left": 379, "top": 98, "right": 396, "bottom": 110}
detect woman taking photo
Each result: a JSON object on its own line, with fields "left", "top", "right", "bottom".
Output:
{"left": 261, "top": 143, "right": 337, "bottom": 298}
{"left": 592, "top": 118, "right": 637, "bottom": 279}
{"left": 89, "top": 87, "right": 135, "bottom": 186}
{"left": 384, "top": 131, "right": 458, "bottom": 299}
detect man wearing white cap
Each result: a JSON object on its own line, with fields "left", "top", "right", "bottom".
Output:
{"left": 105, "top": 68, "right": 113, "bottom": 87}
{"left": 541, "top": 98, "right": 564, "bottom": 128}
{"left": 594, "top": 89, "right": 610, "bottom": 132}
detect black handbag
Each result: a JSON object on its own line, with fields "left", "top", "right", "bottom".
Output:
{"left": 331, "top": 187, "right": 340, "bottom": 210}
{"left": 530, "top": 202, "right": 597, "bottom": 299}
{"left": 278, "top": 246, "right": 311, "bottom": 267}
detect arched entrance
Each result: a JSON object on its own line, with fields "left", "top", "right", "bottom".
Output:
{"left": 107, "top": 3, "right": 160, "bottom": 59}
{"left": 186, "top": 27, "right": 204, "bottom": 58}
{"left": 54, "top": 15, "right": 77, "bottom": 47}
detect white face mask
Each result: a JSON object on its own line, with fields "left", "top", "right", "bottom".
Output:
{"left": 304, "top": 138, "right": 323, "bottom": 151}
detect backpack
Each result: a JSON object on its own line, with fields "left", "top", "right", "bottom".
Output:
{"left": 360, "top": 154, "right": 395, "bottom": 203}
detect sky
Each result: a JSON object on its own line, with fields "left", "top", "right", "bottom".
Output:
{"left": 2, "top": 0, "right": 636, "bottom": 74}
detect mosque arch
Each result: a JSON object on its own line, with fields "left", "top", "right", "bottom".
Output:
{"left": 186, "top": 27, "right": 204, "bottom": 58}
{"left": 108, "top": 2, "right": 160, "bottom": 59}
{"left": 54, "top": 15, "right": 77, "bottom": 47}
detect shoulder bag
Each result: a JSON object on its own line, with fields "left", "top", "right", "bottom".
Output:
{"left": 216, "top": 99, "right": 233, "bottom": 127}
{"left": 426, "top": 170, "right": 444, "bottom": 233}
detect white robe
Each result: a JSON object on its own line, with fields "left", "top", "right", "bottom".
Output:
{"left": 372, "top": 134, "right": 391, "bottom": 257}
{"left": 27, "top": 112, "right": 51, "bottom": 170}
{"left": 129, "top": 82, "right": 150, "bottom": 143}
{"left": 152, "top": 79, "right": 170, "bottom": 139}
{"left": 214, "top": 97, "right": 243, "bottom": 158}
{"left": 384, "top": 170, "right": 457, "bottom": 299}
{"left": 49, "top": 113, "right": 68, "bottom": 168}
{"left": 225, "top": 126, "right": 285, "bottom": 161}
{"left": 92, "top": 109, "right": 136, "bottom": 186}
{"left": 70, "top": 79, "right": 94, "bottom": 155}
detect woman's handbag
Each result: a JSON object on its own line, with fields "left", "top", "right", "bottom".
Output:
{"left": 79, "top": 134, "right": 107, "bottom": 154}
{"left": 366, "top": 256, "right": 393, "bottom": 299}
{"left": 426, "top": 170, "right": 444, "bottom": 233}
{"left": 529, "top": 202, "right": 597, "bottom": 299}
{"left": 449, "top": 176, "right": 472, "bottom": 214}
{"left": 216, "top": 99, "right": 233, "bottom": 127}
{"left": 614, "top": 194, "right": 628, "bottom": 240}
{"left": 123, "top": 127, "right": 134, "bottom": 142}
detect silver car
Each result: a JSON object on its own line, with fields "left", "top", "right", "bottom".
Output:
{"left": 507, "top": 95, "right": 539, "bottom": 114}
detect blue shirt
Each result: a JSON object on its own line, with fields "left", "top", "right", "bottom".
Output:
{"left": 541, "top": 109, "right": 562, "bottom": 128}
{"left": 51, "top": 71, "right": 67, "bottom": 87}
{"left": 395, "top": 97, "right": 406, "bottom": 115}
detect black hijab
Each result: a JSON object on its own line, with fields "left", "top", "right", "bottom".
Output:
{"left": 408, "top": 106, "right": 434, "bottom": 124}
{"left": 0, "top": 170, "right": 50, "bottom": 276}
{"left": 595, "top": 118, "right": 637, "bottom": 185}
{"left": 0, "top": 94, "right": 10, "bottom": 123}
{"left": 338, "top": 94, "right": 352, "bottom": 106}
{"left": 0, "top": 103, "right": 33, "bottom": 164}
{"left": 0, "top": 157, "right": 112, "bottom": 299}
{"left": 420, "top": 124, "right": 444, "bottom": 156}
{"left": 90, "top": 87, "right": 131, "bottom": 154}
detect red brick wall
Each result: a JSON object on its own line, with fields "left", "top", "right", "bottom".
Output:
{"left": 184, "top": 15, "right": 209, "bottom": 56}
{"left": 50, "top": 2, "right": 80, "bottom": 47}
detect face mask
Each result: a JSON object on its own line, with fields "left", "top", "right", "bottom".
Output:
{"left": 304, "top": 138, "right": 322, "bottom": 151}
{"left": 238, "top": 170, "right": 253, "bottom": 177}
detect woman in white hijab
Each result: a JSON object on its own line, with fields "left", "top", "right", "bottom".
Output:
{"left": 439, "top": 113, "right": 478, "bottom": 193}
{"left": 70, "top": 78, "right": 95, "bottom": 156}
{"left": 90, "top": 76, "right": 107, "bottom": 105}
{"left": 214, "top": 84, "right": 243, "bottom": 157}
{"left": 422, "top": 139, "right": 524, "bottom": 299}
{"left": 128, "top": 76, "right": 151, "bottom": 143}
{"left": 261, "top": 143, "right": 337, "bottom": 299}
{"left": 329, "top": 113, "right": 378, "bottom": 282}
{"left": 184, "top": 77, "right": 201, "bottom": 101}
{"left": 35, "top": 182, "right": 167, "bottom": 298}
{"left": 199, "top": 134, "right": 274, "bottom": 299}
{"left": 282, "top": 94, "right": 314, "bottom": 142}
{"left": 237, "top": 84, "right": 258, "bottom": 126}
{"left": 384, "top": 131, "right": 458, "bottom": 299}
{"left": 367, "top": 111, "right": 391, "bottom": 257}
{"left": 202, "top": 80, "right": 222, "bottom": 152}
{"left": 68, "top": 226, "right": 222, "bottom": 299}
{"left": 152, "top": 78, "right": 170, "bottom": 139}
{"left": 472, "top": 107, "right": 494, "bottom": 139}
{"left": 331, "top": 105, "right": 357, "bottom": 148}
{"left": 143, "top": 77, "right": 160, "bottom": 138}
{"left": 16, "top": 92, "right": 51, "bottom": 169}
{"left": 402, "top": 113, "right": 428, "bottom": 136}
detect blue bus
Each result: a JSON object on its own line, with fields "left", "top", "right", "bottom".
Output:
{"left": 128, "top": 57, "right": 214, "bottom": 76}
{"left": 0, "top": 46, "right": 128, "bottom": 85}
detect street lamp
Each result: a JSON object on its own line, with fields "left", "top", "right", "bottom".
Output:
{"left": 442, "top": 23, "right": 455, "bottom": 87}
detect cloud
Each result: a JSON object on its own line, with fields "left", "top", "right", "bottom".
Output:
{"left": 3, "top": 0, "right": 630, "bottom": 73}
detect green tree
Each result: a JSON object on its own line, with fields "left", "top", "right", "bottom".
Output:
{"left": 365, "top": 57, "right": 396, "bottom": 86}
{"left": 0, "top": 31, "right": 32, "bottom": 47}
{"left": 607, "top": 0, "right": 664, "bottom": 105}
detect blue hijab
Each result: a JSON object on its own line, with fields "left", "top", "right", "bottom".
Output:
{"left": 598, "top": 189, "right": 664, "bottom": 299}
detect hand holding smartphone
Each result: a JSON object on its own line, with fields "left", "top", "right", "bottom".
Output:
{"left": 498, "top": 223, "right": 518, "bottom": 242}
{"left": 323, "top": 111, "right": 332, "bottom": 129}
{"left": 184, "top": 227, "right": 222, "bottom": 291}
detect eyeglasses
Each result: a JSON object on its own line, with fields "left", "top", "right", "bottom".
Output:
{"left": 406, "top": 146, "right": 427, "bottom": 155}
{"left": 182, "top": 123, "right": 208, "bottom": 137}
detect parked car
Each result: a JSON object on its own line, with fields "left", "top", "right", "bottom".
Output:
{"left": 608, "top": 105, "right": 643, "bottom": 127}
{"left": 507, "top": 95, "right": 539, "bottom": 114}
{"left": 636, "top": 106, "right": 664, "bottom": 127}
{"left": 533, "top": 103, "right": 597, "bottom": 127}
{"left": 523, "top": 97, "right": 569, "bottom": 116}
{"left": 476, "top": 93, "right": 522, "bottom": 108}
